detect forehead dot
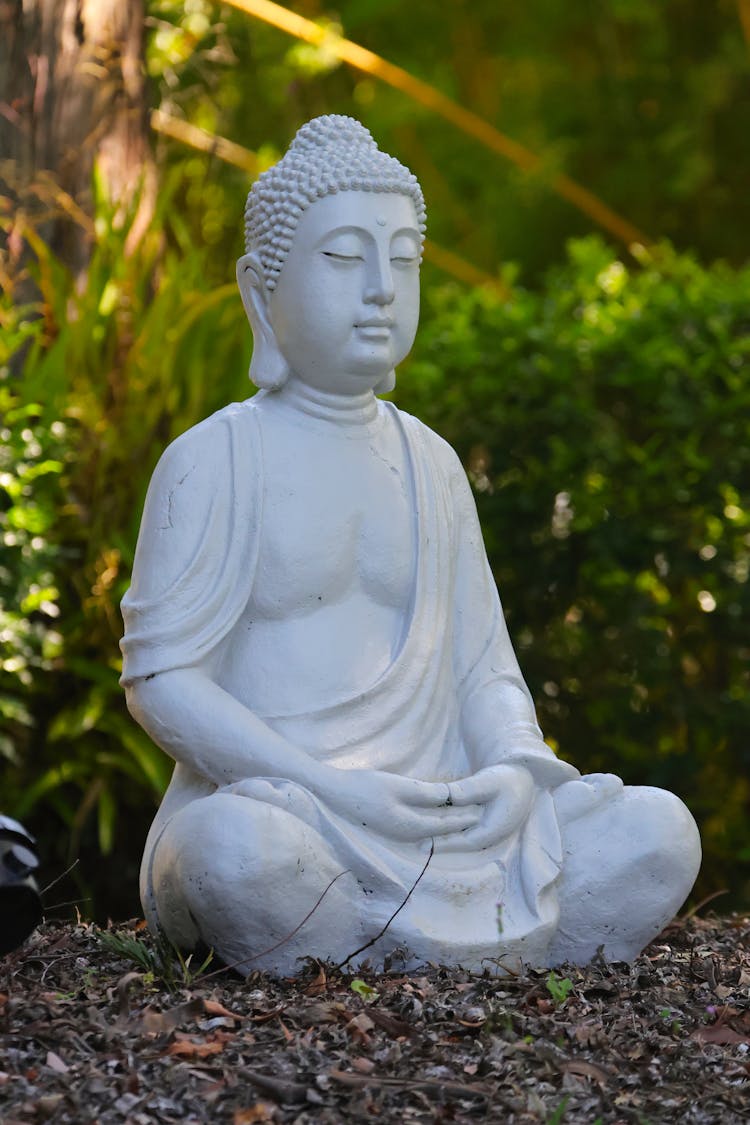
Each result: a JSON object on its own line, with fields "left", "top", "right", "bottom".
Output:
{"left": 376, "top": 216, "right": 387, "bottom": 227}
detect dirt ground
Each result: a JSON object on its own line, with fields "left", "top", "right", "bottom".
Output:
{"left": 1, "top": 913, "right": 749, "bottom": 1124}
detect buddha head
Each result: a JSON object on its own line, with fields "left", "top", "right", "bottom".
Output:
{"left": 237, "top": 115, "right": 427, "bottom": 395}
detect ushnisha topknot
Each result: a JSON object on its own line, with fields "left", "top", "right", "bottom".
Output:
{"left": 244, "top": 114, "right": 427, "bottom": 291}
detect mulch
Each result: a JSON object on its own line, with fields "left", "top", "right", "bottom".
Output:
{"left": 1, "top": 913, "right": 749, "bottom": 1124}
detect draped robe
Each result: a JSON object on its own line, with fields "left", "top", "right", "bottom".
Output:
{"left": 121, "top": 397, "right": 581, "bottom": 970}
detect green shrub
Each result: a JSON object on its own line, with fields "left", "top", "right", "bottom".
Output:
{"left": 0, "top": 391, "right": 68, "bottom": 765}
{"left": 400, "top": 236, "right": 750, "bottom": 904}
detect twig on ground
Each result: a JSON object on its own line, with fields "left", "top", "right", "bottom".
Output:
{"left": 681, "top": 889, "right": 729, "bottom": 919}
{"left": 41, "top": 898, "right": 91, "bottom": 914}
{"left": 240, "top": 1067, "right": 309, "bottom": 1104}
{"left": 40, "top": 859, "right": 80, "bottom": 896}
{"left": 337, "top": 839, "right": 435, "bottom": 971}
{"left": 329, "top": 1068, "right": 491, "bottom": 1099}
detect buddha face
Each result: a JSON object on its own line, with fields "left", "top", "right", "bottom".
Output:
{"left": 267, "top": 190, "right": 421, "bottom": 395}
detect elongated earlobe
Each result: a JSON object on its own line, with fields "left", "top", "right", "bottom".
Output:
{"left": 236, "top": 253, "right": 291, "bottom": 391}
{"left": 249, "top": 337, "right": 291, "bottom": 391}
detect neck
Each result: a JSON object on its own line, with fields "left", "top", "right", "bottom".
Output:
{"left": 274, "top": 376, "right": 381, "bottom": 428}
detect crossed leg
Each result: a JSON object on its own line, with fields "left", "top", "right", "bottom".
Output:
{"left": 146, "top": 792, "right": 369, "bottom": 974}
{"left": 548, "top": 778, "right": 702, "bottom": 965}
{"left": 146, "top": 779, "right": 701, "bottom": 975}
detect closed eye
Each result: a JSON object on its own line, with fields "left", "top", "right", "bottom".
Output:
{"left": 322, "top": 251, "right": 363, "bottom": 262}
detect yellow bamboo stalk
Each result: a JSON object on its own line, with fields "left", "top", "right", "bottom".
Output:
{"left": 738, "top": 0, "right": 750, "bottom": 49}
{"left": 150, "top": 108, "right": 507, "bottom": 293}
{"left": 221, "top": 0, "right": 650, "bottom": 249}
{"left": 151, "top": 109, "right": 260, "bottom": 173}
{"left": 423, "top": 240, "right": 508, "bottom": 294}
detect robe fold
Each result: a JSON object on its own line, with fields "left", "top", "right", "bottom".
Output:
{"left": 121, "top": 397, "right": 580, "bottom": 969}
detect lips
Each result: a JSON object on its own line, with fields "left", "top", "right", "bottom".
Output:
{"left": 356, "top": 317, "right": 394, "bottom": 329}
{"left": 355, "top": 319, "right": 394, "bottom": 341}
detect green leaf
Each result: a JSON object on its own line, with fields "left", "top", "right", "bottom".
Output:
{"left": 350, "top": 979, "right": 379, "bottom": 1002}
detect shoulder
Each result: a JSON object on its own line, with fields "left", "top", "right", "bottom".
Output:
{"left": 389, "top": 404, "right": 467, "bottom": 484}
{"left": 139, "top": 399, "right": 260, "bottom": 535}
{"left": 127, "top": 399, "right": 260, "bottom": 600}
{"left": 154, "top": 398, "right": 258, "bottom": 480}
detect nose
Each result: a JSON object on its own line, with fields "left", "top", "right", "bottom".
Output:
{"left": 363, "top": 247, "right": 395, "bottom": 305}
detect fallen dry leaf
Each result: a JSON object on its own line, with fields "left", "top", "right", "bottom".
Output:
{"left": 233, "top": 1103, "right": 277, "bottom": 1123}
{"left": 167, "top": 1038, "right": 226, "bottom": 1058}
{"left": 35, "top": 1094, "right": 64, "bottom": 1115}
{"left": 297, "top": 999, "right": 346, "bottom": 1027}
{"left": 115, "top": 970, "right": 143, "bottom": 1015}
{"left": 44, "top": 1051, "right": 68, "bottom": 1074}
{"left": 456, "top": 1015, "right": 487, "bottom": 1030}
{"left": 165, "top": 1030, "right": 235, "bottom": 1058}
{"left": 693, "top": 1025, "right": 750, "bottom": 1045}
{"left": 562, "top": 1058, "right": 611, "bottom": 1086}
{"left": 351, "top": 1056, "right": 376, "bottom": 1074}
{"left": 346, "top": 1011, "right": 375, "bottom": 1046}
{"left": 204, "top": 998, "right": 243, "bottom": 1021}
{"left": 303, "top": 963, "right": 327, "bottom": 996}
{"left": 347, "top": 1012, "right": 374, "bottom": 1033}
{"left": 249, "top": 1006, "right": 285, "bottom": 1024}
{"left": 367, "top": 1007, "right": 415, "bottom": 1039}
{"left": 140, "top": 998, "right": 204, "bottom": 1033}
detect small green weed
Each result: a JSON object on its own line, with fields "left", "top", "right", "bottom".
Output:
{"left": 97, "top": 927, "right": 213, "bottom": 992}
{"left": 546, "top": 1102, "right": 603, "bottom": 1125}
{"left": 546, "top": 1097, "right": 570, "bottom": 1124}
{"left": 545, "top": 970, "right": 574, "bottom": 1006}
{"left": 658, "top": 1007, "right": 682, "bottom": 1034}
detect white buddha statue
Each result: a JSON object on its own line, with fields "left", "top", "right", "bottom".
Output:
{"left": 120, "top": 116, "right": 701, "bottom": 975}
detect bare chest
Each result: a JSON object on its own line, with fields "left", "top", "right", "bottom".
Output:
{"left": 251, "top": 412, "right": 415, "bottom": 617}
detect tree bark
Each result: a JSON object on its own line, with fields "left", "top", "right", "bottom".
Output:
{"left": 0, "top": 0, "right": 154, "bottom": 280}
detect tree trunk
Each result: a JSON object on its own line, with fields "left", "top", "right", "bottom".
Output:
{"left": 0, "top": 0, "right": 154, "bottom": 280}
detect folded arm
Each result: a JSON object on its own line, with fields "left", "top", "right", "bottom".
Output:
{"left": 127, "top": 667, "right": 481, "bottom": 842}
{"left": 447, "top": 446, "right": 579, "bottom": 789}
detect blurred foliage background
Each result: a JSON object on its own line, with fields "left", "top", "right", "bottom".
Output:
{"left": 1, "top": 0, "right": 748, "bottom": 923}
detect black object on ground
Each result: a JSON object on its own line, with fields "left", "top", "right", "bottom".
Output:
{"left": 0, "top": 814, "right": 43, "bottom": 955}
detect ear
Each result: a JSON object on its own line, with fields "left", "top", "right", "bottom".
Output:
{"left": 236, "top": 252, "right": 290, "bottom": 390}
